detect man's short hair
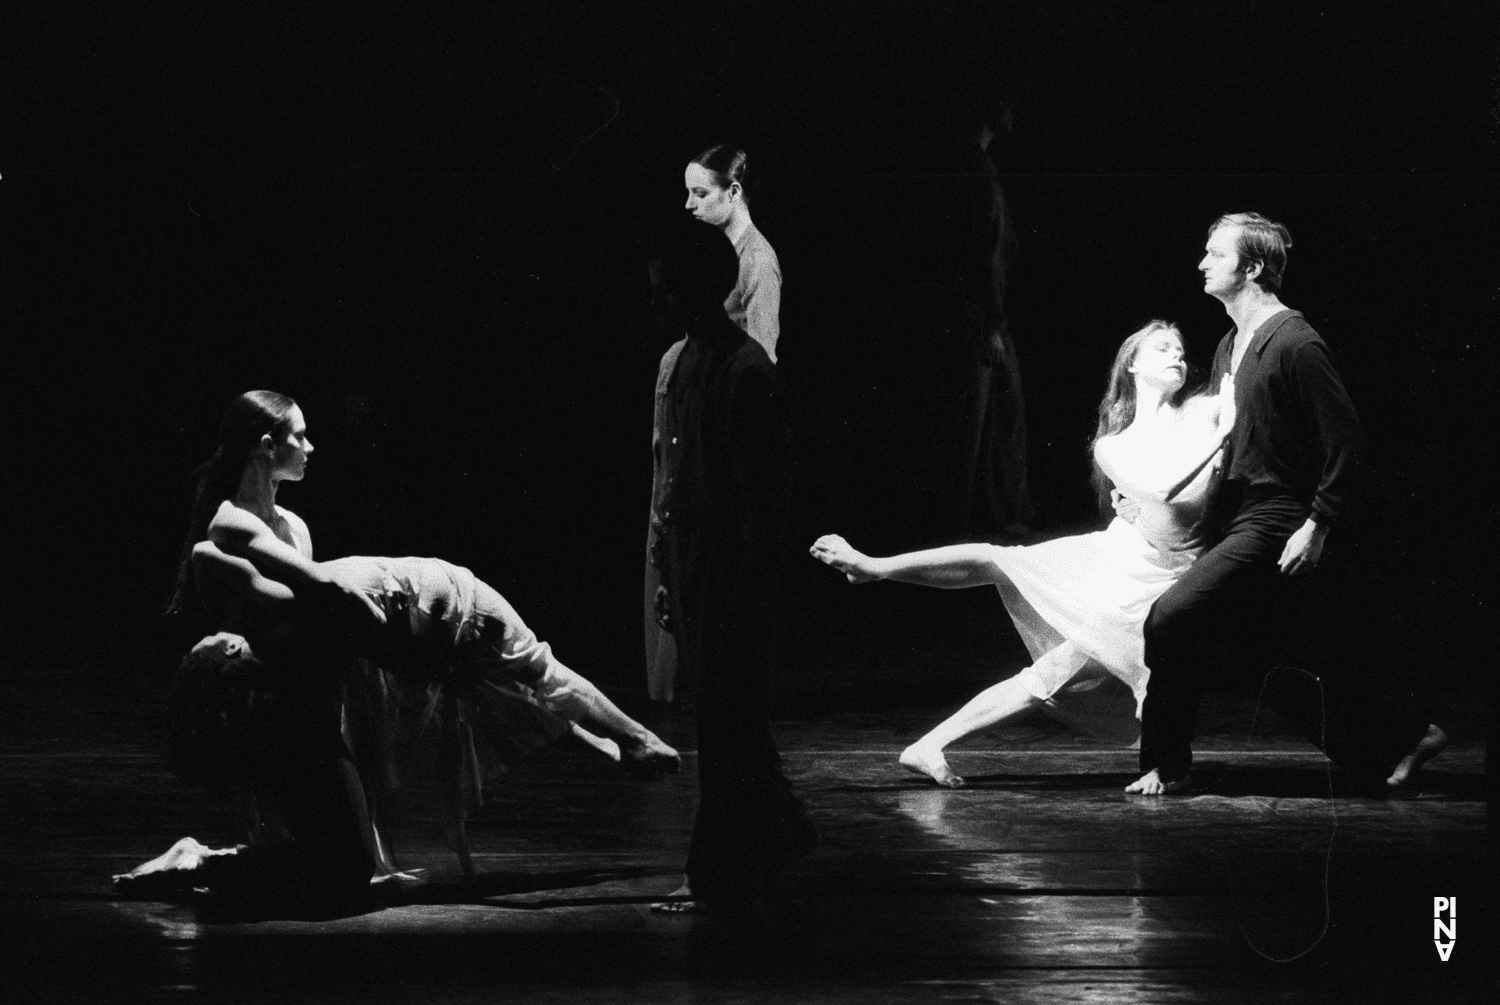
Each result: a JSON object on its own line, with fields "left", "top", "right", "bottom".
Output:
{"left": 166, "top": 640, "right": 277, "bottom": 791}
{"left": 648, "top": 219, "right": 742, "bottom": 309}
{"left": 1210, "top": 212, "right": 1293, "bottom": 294}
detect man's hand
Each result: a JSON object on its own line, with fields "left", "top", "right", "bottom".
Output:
{"left": 1214, "top": 373, "right": 1238, "bottom": 439}
{"left": 1278, "top": 518, "right": 1328, "bottom": 575}
{"left": 1111, "top": 489, "right": 1141, "bottom": 524}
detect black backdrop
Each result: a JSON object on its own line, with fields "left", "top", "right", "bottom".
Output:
{"left": 6, "top": 1, "right": 1493, "bottom": 709}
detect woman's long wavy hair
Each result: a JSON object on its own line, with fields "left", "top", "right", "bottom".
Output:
{"left": 166, "top": 391, "right": 298, "bottom": 616}
{"left": 1088, "top": 321, "right": 1197, "bottom": 510}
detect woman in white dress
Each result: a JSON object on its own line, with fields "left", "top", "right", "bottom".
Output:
{"left": 810, "top": 321, "right": 1235, "bottom": 787}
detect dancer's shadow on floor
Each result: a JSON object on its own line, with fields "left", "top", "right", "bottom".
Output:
{"left": 1179, "top": 763, "right": 1485, "bottom": 800}
{"left": 391, "top": 865, "right": 668, "bottom": 908}
{"left": 893, "top": 764, "right": 1484, "bottom": 800}
{"left": 148, "top": 865, "right": 670, "bottom": 924}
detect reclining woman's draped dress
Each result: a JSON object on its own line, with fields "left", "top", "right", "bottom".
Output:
{"left": 989, "top": 443, "right": 1222, "bottom": 744}
{"left": 184, "top": 557, "right": 601, "bottom": 882}
{"left": 328, "top": 556, "right": 604, "bottom": 877}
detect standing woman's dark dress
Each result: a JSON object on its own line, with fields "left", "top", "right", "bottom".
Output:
{"left": 652, "top": 309, "right": 815, "bottom": 902}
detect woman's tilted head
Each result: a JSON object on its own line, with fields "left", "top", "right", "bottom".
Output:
{"left": 1089, "top": 321, "right": 1194, "bottom": 507}
{"left": 1098, "top": 320, "right": 1187, "bottom": 435}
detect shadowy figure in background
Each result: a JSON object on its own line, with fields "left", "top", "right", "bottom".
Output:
{"left": 863, "top": 89, "right": 1033, "bottom": 545}
{"left": 1128, "top": 213, "right": 1446, "bottom": 795}
{"left": 646, "top": 225, "right": 815, "bottom": 916}
{"left": 647, "top": 145, "right": 784, "bottom": 706}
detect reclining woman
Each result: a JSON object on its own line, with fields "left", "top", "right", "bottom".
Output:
{"left": 117, "top": 390, "right": 677, "bottom": 906}
{"left": 812, "top": 321, "right": 1232, "bottom": 787}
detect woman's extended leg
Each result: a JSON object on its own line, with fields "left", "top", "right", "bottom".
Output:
{"left": 469, "top": 579, "right": 681, "bottom": 780}
{"left": 901, "top": 642, "right": 1093, "bottom": 787}
{"left": 901, "top": 676, "right": 1043, "bottom": 787}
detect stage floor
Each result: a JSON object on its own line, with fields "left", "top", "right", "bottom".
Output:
{"left": 1, "top": 669, "right": 1490, "bottom": 1004}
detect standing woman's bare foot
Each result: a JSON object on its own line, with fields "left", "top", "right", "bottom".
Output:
{"left": 1386, "top": 724, "right": 1448, "bottom": 789}
{"left": 1125, "top": 768, "right": 1190, "bottom": 795}
{"left": 900, "top": 743, "right": 965, "bottom": 788}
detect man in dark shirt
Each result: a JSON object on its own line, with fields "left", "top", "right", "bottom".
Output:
{"left": 647, "top": 227, "right": 816, "bottom": 913}
{"left": 1127, "top": 212, "right": 1445, "bottom": 794}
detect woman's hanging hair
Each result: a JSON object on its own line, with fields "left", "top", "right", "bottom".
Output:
{"left": 691, "top": 144, "right": 750, "bottom": 200}
{"left": 1088, "top": 321, "right": 1195, "bottom": 509}
{"left": 166, "top": 391, "right": 298, "bottom": 615}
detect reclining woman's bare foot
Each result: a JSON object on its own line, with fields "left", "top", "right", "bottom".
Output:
{"left": 567, "top": 722, "right": 622, "bottom": 762}
{"left": 1386, "top": 724, "right": 1448, "bottom": 789}
{"left": 619, "top": 731, "right": 681, "bottom": 781}
{"left": 900, "top": 743, "right": 965, "bottom": 788}
{"left": 650, "top": 882, "right": 697, "bottom": 913}
{"left": 1125, "top": 768, "right": 1190, "bottom": 795}
{"left": 112, "top": 836, "right": 238, "bottom": 896}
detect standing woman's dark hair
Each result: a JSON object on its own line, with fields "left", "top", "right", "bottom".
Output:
{"left": 166, "top": 391, "right": 298, "bottom": 615}
{"left": 690, "top": 145, "right": 750, "bottom": 202}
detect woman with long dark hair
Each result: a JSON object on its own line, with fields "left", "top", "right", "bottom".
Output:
{"left": 811, "top": 322, "right": 1234, "bottom": 787}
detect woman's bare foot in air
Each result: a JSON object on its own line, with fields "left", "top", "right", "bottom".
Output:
{"left": 900, "top": 743, "right": 965, "bottom": 788}
{"left": 809, "top": 535, "right": 882, "bottom": 584}
{"left": 1386, "top": 724, "right": 1448, "bottom": 789}
{"left": 619, "top": 731, "right": 681, "bottom": 781}
{"left": 1125, "top": 768, "right": 1190, "bottom": 795}
{"left": 112, "top": 836, "right": 237, "bottom": 895}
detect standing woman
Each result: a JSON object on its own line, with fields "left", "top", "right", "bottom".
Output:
{"left": 684, "top": 144, "right": 781, "bottom": 362}
{"left": 647, "top": 145, "right": 784, "bottom": 704}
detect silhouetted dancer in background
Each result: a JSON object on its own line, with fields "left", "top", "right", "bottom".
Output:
{"left": 1128, "top": 213, "right": 1446, "bottom": 794}
{"left": 865, "top": 92, "right": 1033, "bottom": 544}
{"left": 647, "top": 145, "right": 784, "bottom": 705}
{"left": 646, "top": 227, "right": 815, "bottom": 916}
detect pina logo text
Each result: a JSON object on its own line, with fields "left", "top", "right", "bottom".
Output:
{"left": 1433, "top": 897, "right": 1456, "bottom": 961}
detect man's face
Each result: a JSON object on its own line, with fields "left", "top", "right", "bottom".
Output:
{"left": 1199, "top": 224, "right": 1249, "bottom": 299}
{"left": 684, "top": 163, "right": 734, "bottom": 228}
{"left": 647, "top": 259, "right": 685, "bottom": 334}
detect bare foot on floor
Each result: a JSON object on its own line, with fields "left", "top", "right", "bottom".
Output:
{"left": 620, "top": 731, "right": 681, "bottom": 781}
{"left": 900, "top": 744, "right": 965, "bottom": 788}
{"left": 1125, "top": 768, "right": 1190, "bottom": 795}
{"left": 1386, "top": 724, "right": 1448, "bottom": 789}
{"left": 370, "top": 868, "right": 428, "bottom": 888}
{"left": 112, "top": 837, "right": 237, "bottom": 894}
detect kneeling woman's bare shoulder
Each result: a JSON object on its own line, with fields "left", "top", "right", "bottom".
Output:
{"left": 207, "top": 500, "right": 312, "bottom": 558}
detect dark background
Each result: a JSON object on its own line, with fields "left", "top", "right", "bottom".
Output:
{"left": 5, "top": 1, "right": 1493, "bottom": 716}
